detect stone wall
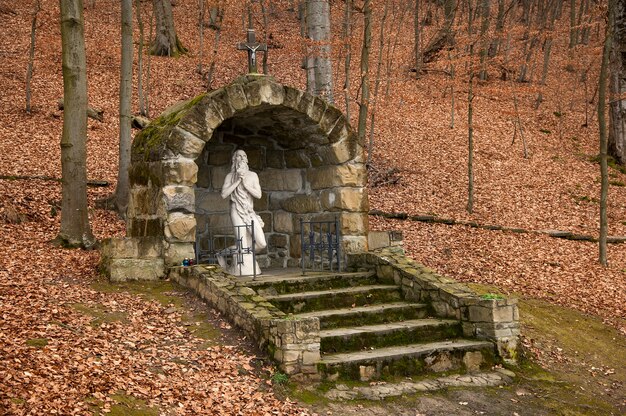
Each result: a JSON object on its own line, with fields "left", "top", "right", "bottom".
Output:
{"left": 170, "top": 265, "right": 321, "bottom": 377}
{"left": 102, "top": 75, "right": 369, "bottom": 282}
{"left": 348, "top": 247, "right": 520, "bottom": 362}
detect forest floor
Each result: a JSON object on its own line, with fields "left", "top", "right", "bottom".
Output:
{"left": 0, "top": 0, "right": 624, "bottom": 414}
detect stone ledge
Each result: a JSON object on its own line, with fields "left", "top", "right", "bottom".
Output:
{"left": 348, "top": 248, "right": 520, "bottom": 363}
{"left": 169, "top": 265, "right": 321, "bottom": 375}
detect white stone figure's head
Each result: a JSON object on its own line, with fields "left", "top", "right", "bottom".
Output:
{"left": 232, "top": 149, "right": 249, "bottom": 173}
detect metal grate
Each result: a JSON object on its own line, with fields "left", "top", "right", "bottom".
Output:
{"left": 300, "top": 217, "right": 340, "bottom": 275}
{"left": 195, "top": 221, "right": 258, "bottom": 278}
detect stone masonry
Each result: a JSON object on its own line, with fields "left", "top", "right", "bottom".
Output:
{"left": 100, "top": 75, "right": 369, "bottom": 281}
{"left": 347, "top": 247, "right": 520, "bottom": 362}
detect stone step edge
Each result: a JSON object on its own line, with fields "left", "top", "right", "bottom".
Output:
{"left": 319, "top": 339, "right": 494, "bottom": 365}
{"left": 263, "top": 284, "right": 401, "bottom": 301}
{"left": 324, "top": 368, "right": 516, "bottom": 401}
{"left": 319, "top": 318, "right": 460, "bottom": 338}
{"left": 240, "top": 270, "right": 377, "bottom": 287}
{"left": 293, "top": 302, "right": 428, "bottom": 320}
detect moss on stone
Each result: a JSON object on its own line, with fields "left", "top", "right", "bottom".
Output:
{"left": 70, "top": 303, "right": 129, "bottom": 328}
{"left": 132, "top": 94, "right": 206, "bottom": 161}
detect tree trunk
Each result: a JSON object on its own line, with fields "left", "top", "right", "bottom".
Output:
{"left": 57, "top": 0, "right": 95, "bottom": 248}
{"left": 26, "top": 0, "right": 41, "bottom": 114}
{"left": 305, "top": 0, "right": 333, "bottom": 102}
{"left": 342, "top": 0, "right": 352, "bottom": 120}
{"left": 367, "top": 2, "right": 388, "bottom": 166}
{"left": 609, "top": 0, "right": 626, "bottom": 165}
{"left": 422, "top": 0, "right": 456, "bottom": 63}
{"left": 113, "top": 0, "right": 133, "bottom": 218}
{"left": 136, "top": 0, "right": 146, "bottom": 116}
{"left": 357, "top": 0, "right": 371, "bottom": 145}
{"left": 599, "top": 0, "right": 614, "bottom": 266}
{"left": 478, "top": 0, "right": 490, "bottom": 80}
{"left": 414, "top": 0, "right": 421, "bottom": 77}
{"left": 151, "top": 0, "right": 186, "bottom": 56}
{"left": 569, "top": 0, "right": 578, "bottom": 47}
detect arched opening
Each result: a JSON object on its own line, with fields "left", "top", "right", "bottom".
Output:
{"left": 105, "top": 75, "right": 369, "bottom": 280}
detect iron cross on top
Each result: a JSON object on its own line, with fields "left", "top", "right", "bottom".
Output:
{"left": 237, "top": 28, "right": 267, "bottom": 74}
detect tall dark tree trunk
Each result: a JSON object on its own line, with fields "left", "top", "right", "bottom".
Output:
{"left": 599, "top": 0, "right": 614, "bottom": 266}
{"left": 136, "top": 0, "right": 146, "bottom": 116}
{"left": 57, "top": 0, "right": 95, "bottom": 248}
{"left": 25, "top": 0, "right": 41, "bottom": 114}
{"left": 367, "top": 1, "right": 388, "bottom": 165}
{"left": 609, "top": 0, "right": 626, "bottom": 165}
{"left": 357, "top": 0, "right": 371, "bottom": 145}
{"left": 414, "top": 0, "right": 421, "bottom": 77}
{"left": 114, "top": 0, "right": 133, "bottom": 218}
{"left": 151, "top": 0, "right": 186, "bottom": 56}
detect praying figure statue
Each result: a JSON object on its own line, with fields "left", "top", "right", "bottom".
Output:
{"left": 219, "top": 149, "right": 267, "bottom": 276}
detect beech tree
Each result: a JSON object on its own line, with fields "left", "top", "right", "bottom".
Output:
{"left": 304, "top": 0, "right": 333, "bottom": 102}
{"left": 113, "top": 0, "right": 133, "bottom": 217}
{"left": 151, "top": 0, "right": 187, "bottom": 56}
{"left": 56, "top": 0, "right": 95, "bottom": 248}
{"left": 598, "top": 0, "right": 614, "bottom": 266}
{"left": 609, "top": 0, "right": 626, "bottom": 165}
{"left": 357, "top": 0, "right": 371, "bottom": 145}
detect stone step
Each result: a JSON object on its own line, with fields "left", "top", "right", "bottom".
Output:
{"left": 318, "top": 339, "right": 495, "bottom": 381}
{"left": 320, "top": 319, "right": 463, "bottom": 354}
{"left": 244, "top": 271, "right": 381, "bottom": 296}
{"left": 264, "top": 285, "right": 402, "bottom": 314}
{"left": 294, "top": 302, "right": 429, "bottom": 329}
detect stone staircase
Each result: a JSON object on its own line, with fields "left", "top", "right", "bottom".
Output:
{"left": 245, "top": 270, "right": 496, "bottom": 381}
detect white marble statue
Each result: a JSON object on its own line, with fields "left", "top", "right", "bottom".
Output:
{"left": 218, "top": 149, "right": 267, "bottom": 276}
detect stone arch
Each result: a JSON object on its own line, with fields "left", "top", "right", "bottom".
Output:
{"left": 106, "top": 75, "right": 369, "bottom": 280}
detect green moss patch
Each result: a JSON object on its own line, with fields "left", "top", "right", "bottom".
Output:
{"left": 25, "top": 338, "right": 48, "bottom": 348}
{"left": 70, "top": 303, "right": 128, "bottom": 328}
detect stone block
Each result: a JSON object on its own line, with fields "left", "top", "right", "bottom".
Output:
{"left": 225, "top": 83, "right": 249, "bottom": 111}
{"left": 315, "top": 140, "right": 354, "bottom": 166}
{"left": 196, "top": 191, "right": 229, "bottom": 213}
{"left": 463, "top": 351, "right": 484, "bottom": 372}
{"left": 253, "top": 193, "right": 269, "bottom": 211}
{"left": 282, "top": 86, "right": 303, "bottom": 110}
{"left": 307, "top": 97, "right": 327, "bottom": 123}
{"left": 168, "top": 127, "right": 206, "bottom": 159}
{"left": 206, "top": 213, "right": 232, "bottom": 229}
{"left": 269, "top": 234, "right": 288, "bottom": 249}
{"left": 244, "top": 78, "right": 285, "bottom": 107}
{"left": 266, "top": 150, "right": 285, "bottom": 169}
{"left": 162, "top": 158, "right": 198, "bottom": 185}
{"left": 210, "top": 165, "right": 230, "bottom": 190}
{"left": 258, "top": 169, "right": 303, "bottom": 192}
{"left": 274, "top": 211, "right": 293, "bottom": 233}
{"left": 308, "top": 164, "right": 366, "bottom": 190}
{"left": 163, "top": 185, "right": 195, "bottom": 212}
{"left": 285, "top": 150, "right": 311, "bottom": 168}
{"left": 368, "top": 231, "right": 391, "bottom": 250}
{"left": 339, "top": 212, "right": 368, "bottom": 236}
{"left": 207, "top": 146, "right": 234, "bottom": 166}
{"left": 319, "top": 106, "right": 343, "bottom": 135}
{"left": 320, "top": 187, "right": 367, "bottom": 212}
{"left": 205, "top": 101, "right": 225, "bottom": 130}
{"left": 341, "top": 236, "right": 367, "bottom": 254}
{"left": 109, "top": 258, "right": 165, "bottom": 282}
{"left": 129, "top": 187, "right": 161, "bottom": 217}
{"left": 280, "top": 194, "right": 322, "bottom": 214}
{"left": 164, "top": 242, "right": 196, "bottom": 266}
{"left": 165, "top": 212, "right": 196, "bottom": 242}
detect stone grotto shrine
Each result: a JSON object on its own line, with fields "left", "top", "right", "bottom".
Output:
{"left": 102, "top": 75, "right": 371, "bottom": 280}
{"left": 101, "top": 75, "right": 519, "bottom": 379}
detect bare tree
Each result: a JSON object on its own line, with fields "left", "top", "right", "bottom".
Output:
{"left": 305, "top": 0, "right": 333, "bottom": 101}
{"left": 609, "top": 0, "right": 626, "bottom": 165}
{"left": 112, "top": 0, "right": 133, "bottom": 218}
{"left": 367, "top": 1, "right": 388, "bottom": 165}
{"left": 136, "top": 0, "right": 147, "bottom": 116}
{"left": 357, "top": 0, "right": 371, "bottom": 145}
{"left": 25, "top": 0, "right": 41, "bottom": 114}
{"left": 342, "top": 0, "right": 352, "bottom": 119}
{"left": 414, "top": 0, "right": 422, "bottom": 77}
{"left": 598, "top": 0, "right": 614, "bottom": 266}
{"left": 151, "top": 0, "right": 187, "bottom": 56}
{"left": 57, "top": 0, "right": 95, "bottom": 248}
